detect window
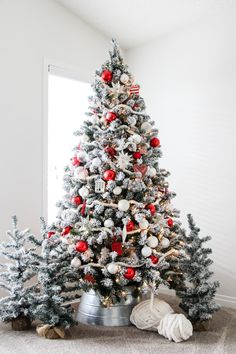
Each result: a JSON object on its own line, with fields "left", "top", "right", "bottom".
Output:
{"left": 47, "top": 72, "right": 92, "bottom": 222}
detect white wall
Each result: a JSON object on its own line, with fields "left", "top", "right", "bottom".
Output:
{"left": 127, "top": 9, "right": 236, "bottom": 305}
{"left": 0, "top": 0, "right": 110, "bottom": 238}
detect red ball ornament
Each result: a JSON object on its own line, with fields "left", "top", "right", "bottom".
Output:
{"left": 71, "top": 196, "right": 83, "bottom": 205}
{"left": 71, "top": 156, "right": 80, "bottom": 166}
{"left": 105, "top": 146, "right": 116, "bottom": 157}
{"left": 61, "top": 226, "right": 72, "bottom": 236}
{"left": 47, "top": 231, "right": 55, "bottom": 238}
{"left": 150, "top": 255, "right": 159, "bottom": 264}
{"left": 111, "top": 242, "right": 123, "bottom": 256}
{"left": 124, "top": 267, "right": 136, "bottom": 280}
{"left": 150, "top": 137, "right": 160, "bottom": 148}
{"left": 105, "top": 112, "right": 117, "bottom": 123}
{"left": 75, "top": 240, "right": 88, "bottom": 253}
{"left": 167, "top": 218, "right": 174, "bottom": 228}
{"left": 101, "top": 69, "right": 113, "bottom": 82}
{"left": 146, "top": 204, "right": 156, "bottom": 215}
{"left": 133, "top": 152, "right": 142, "bottom": 160}
{"left": 103, "top": 169, "right": 116, "bottom": 181}
{"left": 126, "top": 220, "right": 135, "bottom": 232}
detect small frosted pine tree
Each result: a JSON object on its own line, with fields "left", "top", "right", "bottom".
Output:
{"left": 0, "top": 216, "right": 37, "bottom": 330}
{"left": 177, "top": 214, "right": 220, "bottom": 328}
{"left": 28, "top": 218, "right": 78, "bottom": 338}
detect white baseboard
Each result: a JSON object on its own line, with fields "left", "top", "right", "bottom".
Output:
{"left": 158, "top": 286, "right": 236, "bottom": 310}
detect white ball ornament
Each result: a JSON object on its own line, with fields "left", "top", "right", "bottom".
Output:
{"left": 81, "top": 134, "right": 90, "bottom": 143}
{"left": 75, "top": 166, "right": 88, "bottom": 180}
{"left": 91, "top": 114, "right": 99, "bottom": 124}
{"left": 161, "top": 237, "right": 170, "bottom": 249}
{"left": 141, "top": 246, "right": 152, "bottom": 257}
{"left": 79, "top": 186, "right": 89, "bottom": 198}
{"left": 132, "top": 134, "right": 142, "bottom": 144}
{"left": 107, "top": 263, "right": 119, "bottom": 274}
{"left": 120, "top": 73, "right": 129, "bottom": 84}
{"left": 71, "top": 257, "right": 81, "bottom": 268}
{"left": 147, "top": 167, "right": 157, "bottom": 177}
{"left": 118, "top": 199, "right": 130, "bottom": 212}
{"left": 104, "top": 219, "right": 114, "bottom": 228}
{"left": 141, "top": 122, "right": 152, "bottom": 133}
{"left": 147, "top": 236, "right": 159, "bottom": 248}
{"left": 139, "top": 219, "right": 149, "bottom": 230}
{"left": 113, "top": 186, "right": 122, "bottom": 195}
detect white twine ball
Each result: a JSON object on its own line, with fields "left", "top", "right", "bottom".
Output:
{"left": 107, "top": 263, "right": 119, "bottom": 274}
{"left": 141, "top": 246, "right": 152, "bottom": 257}
{"left": 120, "top": 73, "right": 129, "bottom": 84}
{"left": 118, "top": 199, "right": 130, "bottom": 211}
{"left": 71, "top": 257, "right": 81, "bottom": 268}
{"left": 158, "top": 313, "right": 193, "bottom": 343}
{"left": 130, "top": 298, "right": 174, "bottom": 331}
{"left": 113, "top": 186, "right": 122, "bottom": 195}
{"left": 139, "top": 219, "right": 149, "bottom": 229}
{"left": 161, "top": 237, "right": 170, "bottom": 248}
{"left": 132, "top": 134, "right": 142, "bottom": 144}
{"left": 141, "top": 122, "right": 152, "bottom": 133}
{"left": 104, "top": 219, "right": 114, "bottom": 228}
{"left": 79, "top": 186, "right": 89, "bottom": 198}
{"left": 147, "top": 236, "right": 159, "bottom": 248}
{"left": 147, "top": 167, "right": 157, "bottom": 177}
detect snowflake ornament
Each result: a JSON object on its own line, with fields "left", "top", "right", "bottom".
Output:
{"left": 116, "top": 152, "right": 132, "bottom": 170}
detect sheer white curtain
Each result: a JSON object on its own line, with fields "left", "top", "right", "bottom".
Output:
{"left": 48, "top": 73, "right": 91, "bottom": 222}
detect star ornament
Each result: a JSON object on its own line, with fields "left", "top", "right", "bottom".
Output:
{"left": 116, "top": 152, "right": 132, "bottom": 170}
{"left": 109, "top": 83, "right": 127, "bottom": 99}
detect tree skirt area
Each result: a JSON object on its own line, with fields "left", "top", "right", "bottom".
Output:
{"left": 0, "top": 295, "right": 235, "bottom": 354}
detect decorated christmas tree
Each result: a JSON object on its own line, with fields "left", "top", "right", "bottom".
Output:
{"left": 28, "top": 218, "right": 78, "bottom": 338}
{"left": 177, "top": 214, "right": 220, "bottom": 328}
{"left": 49, "top": 39, "right": 185, "bottom": 305}
{"left": 0, "top": 216, "right": 37, "bottom": 330}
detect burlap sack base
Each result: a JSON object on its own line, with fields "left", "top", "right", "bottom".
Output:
{"left": 36, "top": 324, "right": 65, "bottom": 339}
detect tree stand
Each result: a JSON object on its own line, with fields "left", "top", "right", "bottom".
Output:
{"left": 77, "top": 287, "right": 141, "bottom": 326}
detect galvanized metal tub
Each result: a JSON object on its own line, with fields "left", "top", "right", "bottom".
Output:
{"left": 77, "top": 288, "right": 141, "bottom": 326}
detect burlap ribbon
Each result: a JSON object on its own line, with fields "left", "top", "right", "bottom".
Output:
{"left": 36, "top": 324, "right": 65, "bottom": 339}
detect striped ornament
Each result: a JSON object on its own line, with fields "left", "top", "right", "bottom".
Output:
{"left": 130, "top": 84, "right": 140, "bottom": 95}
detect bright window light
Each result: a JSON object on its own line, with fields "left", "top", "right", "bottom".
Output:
{"left": 47, "top": 73, "right": 92, "bottom": 223}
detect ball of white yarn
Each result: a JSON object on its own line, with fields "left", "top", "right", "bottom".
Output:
{"left": 130, "top": 298, "right": 174, "bottom": 331}
{"left": 157, "top": 313, "right": 193, "bottom": 342}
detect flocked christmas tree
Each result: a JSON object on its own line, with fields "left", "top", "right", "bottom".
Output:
{"left": 48, "top": 39, "right": 185, "bottom": 305}
{"left": 177, "top": 214, "right": 220, "bottom": 327}
{"left": 0, "top": 216, "right": 36, "bottom": 330}
{"left": 28, "top": 218, "right": 78, "bottom": 338}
